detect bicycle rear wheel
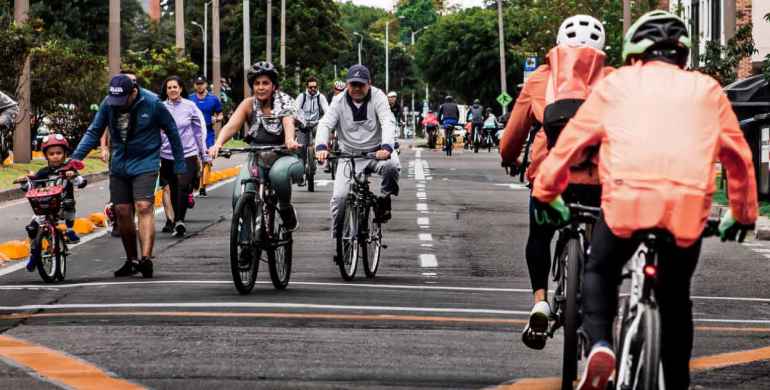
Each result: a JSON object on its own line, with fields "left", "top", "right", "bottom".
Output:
{"left": 230, "top": 194, "right": 260, "bottom": 294}
{"left": 561, "top": 236, "right": 583, "bottom": 390}
{"left": 306, "top": 146, "right": 315, "bottom": 192}
{"left": 635, "top": 304, "right": 661, "bottom": 390}
{"left": 337, "top": 202, "right": 359, "bottom": 281}
{"left": 53, "top": 230, "right": 67, "bottom": 282}
{"left": 361, "top": 207, "right": 382, "bottom": 278}
{"left": 269, "top": 206, "right": 293, "bottom": 289}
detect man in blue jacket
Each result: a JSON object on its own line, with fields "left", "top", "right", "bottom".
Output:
{"left": 72, "top": 74, "right": 186, "bottom": 278}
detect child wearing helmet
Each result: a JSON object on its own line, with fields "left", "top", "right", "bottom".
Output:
{"left": 533, "top": 11, "right": 757, "bottom": 390}
{"left": 22, "top": 134, "right": 87, "bottom": 271}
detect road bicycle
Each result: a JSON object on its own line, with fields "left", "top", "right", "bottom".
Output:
{"left": 481, "top": 128, "right": 497, "bottom": 153}
{"left": 14, "top": 160, "right": 86, "bottom": 283}
{"left": 301, "top": 121, "right": 318, "bottom": 192}
{"left": 222, "top": 146, "right": 294, "bottom": 293}
{"left": 329, "top": 152, "right": 387, "bottom": 281}
{"left": 611, "top": 218, "right": 723, "bottom": 390}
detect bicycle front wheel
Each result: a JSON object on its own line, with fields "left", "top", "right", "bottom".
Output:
{"left": 268, "top": 210, "right": 293, "bottom": 290}
{"left": 54, "top": 229, "right": 67, "bottom": 282}
{"left": 361, "top": 207, "right": 382, "bottom": 278}
{"left": 35, "top": 227, "right": 58, "bottom": 283}
{"left": 230, "top": 194, "right": 260, "bottom": 294}
{"left": 561, "top": 236, "right": 583, "bottom": 390}
{"left": 337, "top": 202, "right": 358, "bottom": 281}
{"left": 306, "top": 146, "right": 315, "bottom": 192}
{"left": 635, "top": 304, "right": 661, "bottom": 390}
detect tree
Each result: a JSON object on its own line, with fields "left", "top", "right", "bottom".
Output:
{"left": 696, "top": 24, "right": 756, "bottom": 85}
{"left": 396, "top": 0, "right": 438, "bottom": 44}
{"left": 122, "top": 46, "right": 199, "bottom": 93}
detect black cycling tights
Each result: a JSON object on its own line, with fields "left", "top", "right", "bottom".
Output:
{"left": 160, "top": 156, "right": 199, "bottom": 223}
{"left": 584, "top": 215, "right": 702, "bottom": 389}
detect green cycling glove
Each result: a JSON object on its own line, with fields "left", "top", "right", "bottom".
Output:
{"left": 533, "top": 196, "right": 571, "bottom": 226}
{"left": 718, "top": 209, "right": 754, "bottom": 242}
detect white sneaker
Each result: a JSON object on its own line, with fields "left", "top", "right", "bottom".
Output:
{"left": 521, "top": 301, "right": 551, "bottom": 350}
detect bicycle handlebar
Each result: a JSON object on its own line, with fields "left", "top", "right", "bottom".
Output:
{"left": 220, "top": 145, "right": 292, "bottom": 159}
{"left": 325, "top": 151, "right": 384, "bottom": 160}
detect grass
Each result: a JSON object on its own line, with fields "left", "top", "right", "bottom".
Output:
{"left": 224, "top": 139, "right": 249, "bottom": 148}
{"left": 713, "top": 179, "right": 770, "bottom": 217}
{"left": 0, "top": 152, "right": 108, "bottom": 192}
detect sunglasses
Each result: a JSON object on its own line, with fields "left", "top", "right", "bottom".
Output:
{"left": 308, "top": 85, "right": 318, "bottom": 90}
{"left": 42, "top": 134, "right": 65, "bottom": 143}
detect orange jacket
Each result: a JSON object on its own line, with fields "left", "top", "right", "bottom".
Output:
{"left": 533, "top": 61, "right": 758, "bottom": 247}
{"left": 500, "top": 46, "right": 611, "bottom": 183}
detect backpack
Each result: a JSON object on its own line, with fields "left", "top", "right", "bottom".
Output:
{"left": 300, "top": 92, "right": 324, "bottom": 117}
{"left": 542, "top": 45, "right": 607, "bottom": 149}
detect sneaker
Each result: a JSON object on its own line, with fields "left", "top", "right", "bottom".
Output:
{"left": 198, "top": 188, "right": 208, "bottom": 198}
{"left": 26, "top": 249, "right": 40, "bottom": 272}
{"left": 188, "top": 193, "right": 195, "bottom": 208}
{"left": 296, "top": 176, "right": 306, "bottom": 187}
{"left": 278, "top": 206, "right": 298, "bottom": 232}
{"left": 173, "top": 221, "right": 186, "bottom": 237}
{"left": 161, "top": 219, "right": 174, "bottom": 233}
{"left": 114, "top": 259, "right": 139, "bottom": 277}
{"left": 521, "top": 301, "right": 551, "bottom": 350}
{"left": 576, "top": 342, "right": 616, "bottom": 390}
{"left": 373, "top": 196, "right": 392, "bottom": 223}
{"left": 64, "top": 230, "right": 80, "bottom": 244}
{"left": 110, "top": 226, "right": 121, "bottom": 237}
{"left": 136, "top": 257, "right": 153, "bottom": 278}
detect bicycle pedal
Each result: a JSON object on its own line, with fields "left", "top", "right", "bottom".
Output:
{"left": 381, "top": 244, "right": 388, "bottom": 249}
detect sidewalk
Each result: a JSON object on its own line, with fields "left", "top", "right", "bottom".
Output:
{"left": 0, "top": 154, "right": 247, "bottom": 258}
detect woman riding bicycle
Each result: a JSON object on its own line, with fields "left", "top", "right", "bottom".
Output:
{"left": 208, "top": 62, "right": 303, "bottom": 231}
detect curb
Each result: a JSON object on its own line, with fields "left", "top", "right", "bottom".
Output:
{"left": 0, "top": 165, "right": 241, "bottom": 262}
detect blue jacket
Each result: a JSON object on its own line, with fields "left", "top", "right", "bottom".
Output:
{"left": 72, "top": 88, "right": 186, "bottom": 177}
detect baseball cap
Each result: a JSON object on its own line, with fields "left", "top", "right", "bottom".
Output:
{"left": 107, "top": 74, "right": 135, "bottom": 106}
{"left": 346, "top": 64, "right": 370, "bottom": 84}
{"left": 194, "top": 76, "right": 208, "bottom": 84}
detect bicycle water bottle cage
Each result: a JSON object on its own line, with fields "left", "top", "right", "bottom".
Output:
{"left": 543, "top": 99, "right": 584, "bottom": 149}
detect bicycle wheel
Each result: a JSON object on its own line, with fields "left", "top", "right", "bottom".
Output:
{"left": 337, "top": 201, "right": 358, "bottom": 281}
{"left": 35, "top": 227, "right": 57, "bottom": 283}
{"left": 634, "top": 304, "right": 661, "bottom": 390}
{"left": 306, "top": 146, "right": 315, "bottom": 192}
{"left": 53, "top": 230, "right": 67, "bottom": 282}
{"left": 361, "top": 206, "right": 382, "bottom": 278}
{"left": 230, "top": 194, "right": 260, "bottom": 294}
{"left": 561, "top": 236, "right": 583, "bottom": 390}
{"left": 268, "top": 206, "right": 293, "bottom": 290}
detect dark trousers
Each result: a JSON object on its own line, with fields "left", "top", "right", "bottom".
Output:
{"left": 584, "top": 215, "right": 702, "bottom": 389}
{"left": 160, "top": 156, "right": 199, "bottom": 223}
{"left": 525, "top": 184, "right": 601, "bottom": 292}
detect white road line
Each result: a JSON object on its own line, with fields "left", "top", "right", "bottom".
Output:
{"left": 422, "top": 272, "right": 437, "bottom": 277}
{"left": 0, "top": 301, "right": 531, "bottom": 316}
{"left": 419, "top": 254, "right": 438, "bottom": 267}
{"left": 420, "top": 243, "right": 433, "bottom": 248}
{"left": 752, "top": 248, "right": 770, "bottom": 253}
{"left": 416, "top": 192, "right": 427, "bottom": 198}
{"left": 415, "top": 159, "right": 426, "bottom": 181}
{"left": 416, "top": 203, "right": 428, "bottom": 211}
{"left": 418, "top": 233, "right": 433, "bottom": 241}
{"left": 415, "top": 150, "right": 422, "bottom": 158}
{"left": 493, "top": 183, "right": 530, "bottom": 190}
{"left": 417, "top": 217, "right": 430, "bottom": 225}
{"left": 1, "top": 177, "right": 238, "bottom": 278}
{"left": 763, "top": 254, "right": 770, "bottom": 259}
{"left": 742, "top": 242, "right": 764, "bottom": 247}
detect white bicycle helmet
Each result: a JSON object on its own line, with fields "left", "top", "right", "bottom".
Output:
{"left": 556, "top": 15, "right": 606, "bottom": 50}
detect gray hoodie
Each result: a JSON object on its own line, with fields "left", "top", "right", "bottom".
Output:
{"left": 316, "top": 86, "right": 396, "bottom": 153}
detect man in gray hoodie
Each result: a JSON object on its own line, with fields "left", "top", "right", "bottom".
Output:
{"left": 316, "top": 64, "right": 400, "bottom": 248}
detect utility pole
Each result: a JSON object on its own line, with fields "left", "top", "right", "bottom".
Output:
{"left": 212, "top": 0, "right": 221, "bottom": 135}
{"left": 108, "top": 0, "right": 121, "bottom": 76}
{"left": 266, "top": 0, "right": 273, "bottom": 63}
{"left": 496, "top": 0, "right": 508, "bottom": 114}
{"left": 385, "top": 21, "right": 390, "bottom": 92}
{"left": 280, "top": 0, "right": 286, "bottom": 68}
{"left": 204, "top": 2, "right": 209, "bottom": 78}
{"left": 176, "top": 0, "right": 185, "bottom": 57}
{"left": 243, "top": 0, "right": 251, "bottom": 98}
{"left": 14, "top": 0, "right": 31, "bottom": 163}
{"left": 623, "top": 0, "right": 631, "bottom": 34}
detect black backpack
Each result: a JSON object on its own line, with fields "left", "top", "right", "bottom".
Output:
{"left": 542, "top": 99, "right": 584, "bottom": 149}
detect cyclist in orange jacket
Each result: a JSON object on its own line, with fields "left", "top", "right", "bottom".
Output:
{"left": 532, "top": 11, "right": 757, "bottom": 390}
{"left": 500, "top": 14, "right": 612, "bottom": 350}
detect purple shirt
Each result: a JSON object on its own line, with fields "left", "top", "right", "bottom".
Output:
{"left": 161, "top": 98, "right": 206, "bottom": 161}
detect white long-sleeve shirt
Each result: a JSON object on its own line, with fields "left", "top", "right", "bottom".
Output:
{"left": 316, "top": 86, "right": 396, "bottom": 153}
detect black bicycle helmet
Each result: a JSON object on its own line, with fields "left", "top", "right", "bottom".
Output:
{"left": 445, "top": 95, "right": 454, "bottom": 102}
{"left": 247, "top": 61, "right": 279, "bottom": 88}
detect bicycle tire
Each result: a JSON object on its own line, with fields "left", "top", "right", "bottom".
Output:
{"left": 337, "top": 201, "right": 358, "bottom": 281}
{"left": 361, "top": 207, "right": 382, "bottom": 278}
{"left": 636, "top": 304, "right": 661, "bottom": 390}
{"left": 230, "top": 194, "right": 260, "bottom": 294}
{"left": 307, "top": 146, "right": 315, "bottom": 192}
{"left": 54, "top": 229, "right": 67, "bottom": 282}
{"left": 35, "top": 227, "right": 58, "bottom": 283}
{"left": 268, "top": 210, "right": 293, "bottom": 290}
{"left": 561, "top": 236, "right": 583, "bottom": 390}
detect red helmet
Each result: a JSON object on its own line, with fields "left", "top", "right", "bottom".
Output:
{"left": 41, "top": 133, "right": 69, "bottom": 153}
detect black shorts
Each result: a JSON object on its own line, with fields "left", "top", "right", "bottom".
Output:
{"left": 159, "top": 156, "right": 199, "bottom": 187}
{"left": 110, "top": 172, "right": 158, "bottom": 205}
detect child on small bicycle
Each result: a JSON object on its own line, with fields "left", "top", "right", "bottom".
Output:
{"left": 22, "top": 134, "right": 86, "bottom": 271}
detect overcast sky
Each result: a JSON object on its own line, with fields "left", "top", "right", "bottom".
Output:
{"left": 336, "top": 0, "right": 486, "bottom": 11}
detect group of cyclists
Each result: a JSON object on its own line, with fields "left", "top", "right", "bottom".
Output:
{"left": 6, "top": 7, "right": 764, "bottom": 390}
{"left": 420, "top": 95, "right": 502, "bottom": 156}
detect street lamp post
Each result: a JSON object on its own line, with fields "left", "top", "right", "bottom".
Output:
{"left": 243, "top": 0, "right": 251, "bottom": 98}
{"left": 496, "top": 0, "right": 508, "bottom": 114}
{"left": 191, "top": 21, "right": 206, "bottom": 78}
{"left": 175, "top": 0, "right": 185, "bottom": 57}
{"left": 266, "top": 0, "right": 272, "bottom": 63}
{"left": 385, "top": 21, "right": 389, "bottom": 92}
{"left": 353, "top": 32, "right": 363, "bottom": 65}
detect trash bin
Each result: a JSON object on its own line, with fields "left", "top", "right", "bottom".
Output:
{"left": 724, "top": 75, "right": 770, "bottom": 198}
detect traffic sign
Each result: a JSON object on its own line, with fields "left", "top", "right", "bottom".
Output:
{"left": 497, "top": 92, "right": 513, "bottom": 108}
{"left": 523, "top": 56, "right": 538, "bottom": 82}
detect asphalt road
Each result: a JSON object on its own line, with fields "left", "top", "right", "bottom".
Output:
{"left": 0, "top": 144, "right": 769, "bottom": 389}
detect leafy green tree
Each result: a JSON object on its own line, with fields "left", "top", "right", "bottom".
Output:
{"left": 122, "top": 46, "right": 199, "bottom": 93}
{"left": 696, "top": 24, "right": 756, "bottom": 85}
{"left": 396, "top": 0, "right": 438, "bottom": 44}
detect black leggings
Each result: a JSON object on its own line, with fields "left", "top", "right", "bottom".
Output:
{"left": 585, "top": 215, "right": 702, "bottom": 389}
{"left": 525, "top": 184, "right": 601, "bottom": 292}
{"left": 160, "top": 156, "right": 199, "bottom": 223}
